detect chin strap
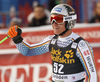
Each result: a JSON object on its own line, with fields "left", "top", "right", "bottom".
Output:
{"left": 58, "top": 22, "right": 69, "bottom": 36}
{"left": 59, "top": 29, "right": 68, "bottom": 36}
{"left": 55, "top": 29, "right": 68, "bottom": 36}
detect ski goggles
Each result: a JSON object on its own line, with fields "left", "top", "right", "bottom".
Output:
{"left": 50, "top": 14, "right": 77, "bottom": 24}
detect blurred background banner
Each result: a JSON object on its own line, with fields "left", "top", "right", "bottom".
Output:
{"left": 0, "top": 24, "right": 100, "bottom": 82}
{"left": 0, "top": 24, "right": 100, "bottom": 50}
{"left": 0, "top": 0, "right": 100, "bottom": 28}
{"left": 0, "top": 0, "right": 100, "bottom": 82}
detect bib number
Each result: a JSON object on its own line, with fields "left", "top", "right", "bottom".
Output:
{"left": 53, "top": 62, "right": 64, "bottom": 74}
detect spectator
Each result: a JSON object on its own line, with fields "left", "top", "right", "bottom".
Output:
{"left": 28, "top": 5, "right": 49, "bottom": 27}
{"left": 8, "top": 17, "right": 22, "bottom": 28}
{"left": 48, "top": 0, "right": 56, "bottom": 11}
{"left": 0, "top": 23, "right": 5, "bottom": 29}
{"left": 89, "top": 1, "right": 100, "bottom": 23}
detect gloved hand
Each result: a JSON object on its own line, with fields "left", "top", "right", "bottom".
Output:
{"left": 8, "top": 25, "right": 23, "bottom": 44}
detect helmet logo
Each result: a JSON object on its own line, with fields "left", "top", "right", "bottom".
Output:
{"left": 65, "top": 17, "right": 72, "bottom": 20}
{"left": 69, "top": 12, "right": 75, "bottom": 14}
{"left": 53, "top": 7, "right": 62, "bottom": 12}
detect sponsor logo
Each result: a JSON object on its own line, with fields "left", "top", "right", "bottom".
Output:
{"left": 72, "top": 76, "right": 75, "bottom": 79}
{"left": 83, "top": 50, "right": 90, "bottom": 56}
{"left": 65, "top": 17, "right": 72, "bottom": 20}
{"left": 64, "top": 50, "right": 75, "bottom": 64}
{"left": 53, "top": 74, "right": 68, "bottom": 79}
{"left": 75, "top": 31, "right": 100, "bottom": 39}
{"left": 51, "top": 39, "right": 56, "bottom": 44}
{"left": 54, "top": 79, "right": 64, "bottom": 82}
{"left": 64, "top": 50, "right": 74, "bottom": 59}
{"left": 51, "top": 47, "right": 62, "bottom": 56}
{"left": 51, "top": 48, "right": 75, "bottom": 64}
{"left": 71, "top": 42, "right": 77, "bottom": 49}
{"left": 69, "top": 12, "right": 75, "bottom": 14}
{"left": 54, "top": 7, "right": 62, "bottom": 12}
{"left": 86, "top": 56, "right": 95, "bottom": 72}
{"left": 0, "top": 63, "right": 52, "bottom": 82}
{"left": 79, "top": 41, "right": 86, "bottom": 47}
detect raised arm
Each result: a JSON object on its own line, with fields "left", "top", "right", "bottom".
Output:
{"left": 8, "top": 25, "right": 54, "bottom": 56}
{"left": 76, "top": 40, "right": 98, "bottom": 82}
{"left": 16, "top": 36, "right": 52, "bottom": 56}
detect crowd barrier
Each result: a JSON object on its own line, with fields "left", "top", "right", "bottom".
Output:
{"left": 0, "top": 23, "right": 100, "bottom": 82}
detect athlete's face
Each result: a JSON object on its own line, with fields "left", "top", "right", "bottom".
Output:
{"left": 52, "top": 22, "right": 66, "bottom": 35}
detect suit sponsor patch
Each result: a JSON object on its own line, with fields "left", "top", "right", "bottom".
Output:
{"left": 53, "top": 7, "right": 62, "bottom": 12}
{"left": 71, "top": 42, "right": 77, "bottom": 49}
{"left": 79, "top": 41, "right": 86, "bottom": 47}
{"left": 51, "top": 39, "right": 56, "bottom": 44}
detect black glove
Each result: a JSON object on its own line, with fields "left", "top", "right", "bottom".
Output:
{"left": 12, "top": 28, "right": 23, "bottom": 44}
{"left": 8, "top": 25, "right": 23, "bottom": 44}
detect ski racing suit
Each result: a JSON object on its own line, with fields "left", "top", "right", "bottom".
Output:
{"left": 16, "top": 32, "right": 98, "bottom": 82}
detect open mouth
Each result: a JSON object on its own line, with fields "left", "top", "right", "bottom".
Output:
{"left": 55, "top": 27, "right": 59, "bottom": 29}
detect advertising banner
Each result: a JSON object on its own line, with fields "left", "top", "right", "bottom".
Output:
{"left": 0, "top": 24, "right": 100, "bottom": 82}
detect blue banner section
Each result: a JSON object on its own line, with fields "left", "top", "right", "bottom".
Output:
{"left": 0, "top": 0, "right": 99, "bottom": 26}
{"left": 79, "top": 0, "right": 84, "bottom": 22}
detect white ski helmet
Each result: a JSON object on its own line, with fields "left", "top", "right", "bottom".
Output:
{"left": 50, "top": 4, "right": 77, "bottom": 30}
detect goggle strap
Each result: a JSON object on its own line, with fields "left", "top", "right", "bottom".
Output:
{"left": 63, "top": 15, "right": 77, "bottom": 21}
{"left": 51, "top": 19, "right": 64, "bottom": 24}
